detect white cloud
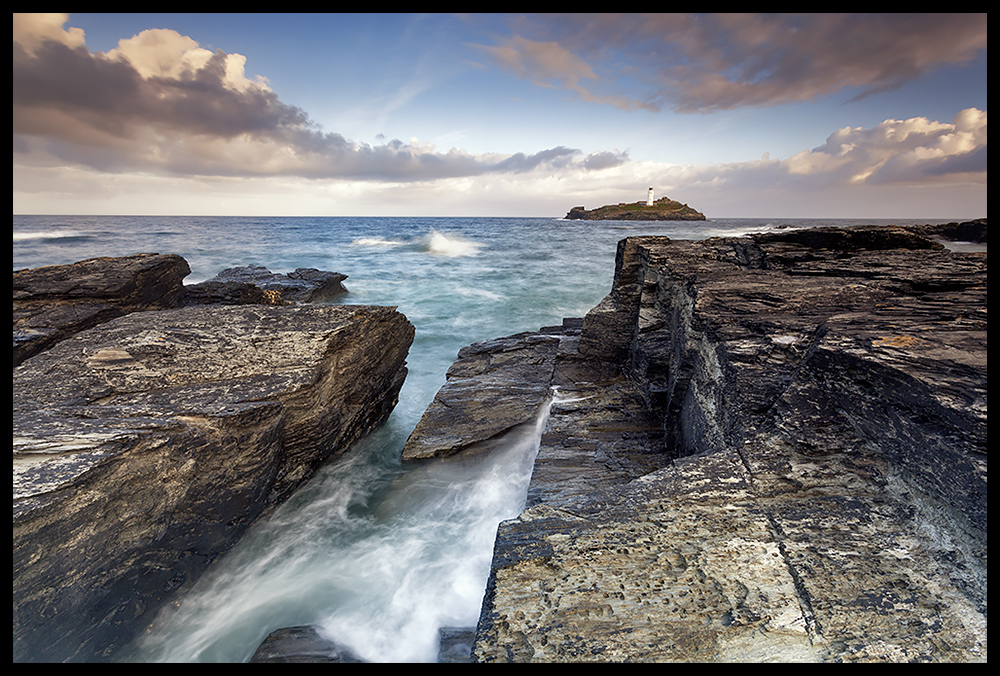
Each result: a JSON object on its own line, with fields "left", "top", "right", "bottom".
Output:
{"left": 12, "top": 13, "right": 85, "bottom": 53}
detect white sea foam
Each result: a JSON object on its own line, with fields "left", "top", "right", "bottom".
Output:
{"left": 13, "top": 230, "right": 86, "bottom": 241}
{"left": 130, "top": 398, "right": 554, "bottom": 663}
{"left": 351, "top": 236, "right": 404, "bottom": 248}
{"left": 423, "top": 230, "right": 482, "bottom": 257}
{"left": 351, "top": 230, "right": 483, "bottom": 258}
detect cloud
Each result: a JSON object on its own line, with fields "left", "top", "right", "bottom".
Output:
{"left": 11, "top": 14, "right": 986, "bottom": 219}
{"left": 784, "top": 108, "right": 988, "bottom": 185}
{"left": 12, "top": 14, "right": 613, "bottom": 182}
{"left": 472, "top": 13, "right": 988, "bottom": 112}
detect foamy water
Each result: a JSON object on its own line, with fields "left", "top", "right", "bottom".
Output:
{"left": 131, "top": 396, "right": 555, "bottom": 663}
{"left": 350, "top": 229, "right": 482, "bottom": 258}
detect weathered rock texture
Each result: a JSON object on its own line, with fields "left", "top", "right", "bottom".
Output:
{"left": 402, "top": 332, "right": 562, "bottom": 460}
{"left": 13, "top": 303, "right": 414, "bottom": 662}
{"left": 184, "top": 265, "right": 348, "bottom": 306}
{"left": 421, "top": 222, "right": 987, "bottom": 661}
{"left": 13, "top": 258, "right": 351, "bottom": 368}
{"left": 13, "top": 254, "right": 191, "bottom": 367}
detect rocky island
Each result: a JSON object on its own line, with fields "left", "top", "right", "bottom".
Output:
{"left": 13, "top": 257, "right": 413, "bottom": 662}
{"left": 566, "top": 193, "right": 706, "bottom": 221}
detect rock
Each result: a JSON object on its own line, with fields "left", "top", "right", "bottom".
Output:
{"left": 13, "top": 253, "right": 191, "bottom": 366}
{"left": 249, "top": 625, "right": 365, "bottom": 663}
{"left": 185, "top": 265, "right": 348, "bottom": 306}
{"left": 13, "top": 303, "right": 414, "bottom": 662}
{"left": 909, "top": 217, "right": 987, "bottom": 244}
{"left": 405, "top": 222, "right": 986, "bottom": 661}
{"left": 565, "top": 196, "right": 706, "bottom": 221}
{"left": 401, "top": 331, "right": 562, "bottom": 460}
{"left": 437, "top": 626, "right": 476, "bottom": 663}
{"left": 248, "top": 624, "right": 476, "bottom": 663}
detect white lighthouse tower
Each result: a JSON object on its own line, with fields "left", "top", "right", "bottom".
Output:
{"left": 647, "top": 187, "right": 654, "bottom": 206}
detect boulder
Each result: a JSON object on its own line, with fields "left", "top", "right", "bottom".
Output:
{"left": 401, "top": 331, "right": 562, "bottom": 460}
{"left": 249, "top": 625, "right": 365, "bottom": 663}
{"left": 402, "top": 222, "right": 987, "bottom": 661}
{"left": 13, "top": 253, "right": 190, "bottom": 366}
{"left": 13, "top": 303, "right": 414, "bottom": 662}
{"left": 185, "top": 265, "right": 348, "bottom": 306}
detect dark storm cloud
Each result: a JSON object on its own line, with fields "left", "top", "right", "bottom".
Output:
{"left": 477, "top": 13, "right": 988, "bottom": 113}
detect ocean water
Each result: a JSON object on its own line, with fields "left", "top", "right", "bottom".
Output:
{"left": 12, "top": 214, "right": 962, "bottom": 662}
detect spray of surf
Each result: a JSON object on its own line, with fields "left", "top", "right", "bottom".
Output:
{"left": 350, "top": 230, "right": 482, "bottom": 258}
{"left": 129, "top": 393, "right": 558, "bottom": 663}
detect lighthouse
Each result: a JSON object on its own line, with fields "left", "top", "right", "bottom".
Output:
{"left": 647, "top": 187, "right": 654, "bottom": 206}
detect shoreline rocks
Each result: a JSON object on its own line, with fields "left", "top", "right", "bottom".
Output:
{"left": 184, "top": 265, "right": 348, "bottom": 306}
{"left": 12, "top": 256, "right": 413, "bottom": 663}
{"left": 399, "top": 221, "right": 986, "bottom": 662}
{"left": 13, "top": 253, "right": 191, "bottom": 366}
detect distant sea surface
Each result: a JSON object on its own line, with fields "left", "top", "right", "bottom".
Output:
{"left": 11, "top": 214, "right": 963, "bottom": 662}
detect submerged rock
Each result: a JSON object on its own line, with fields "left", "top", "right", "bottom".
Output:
{"left": 405, "top": 222, "right": 987, "bottom": 662}
{"left": 13, "top": 303, "right": 414, "bottom": 662}
{"left": 249, "top": 625, "right": 365, "bottom": 663}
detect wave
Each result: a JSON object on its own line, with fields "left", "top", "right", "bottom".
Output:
{"left": 13, "top": 230, "right": 89, "bottom": 241}
{"left": 350, "top": 230, "right": 483, "bottom": 258}
{"left": 350, "top": 236, "right": 405, "bottom": 248}
{"left": 421, "top": 230, "right": 482, "bottom": 258}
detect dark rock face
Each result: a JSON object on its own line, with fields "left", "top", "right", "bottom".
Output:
{"left": 401, "top": 222, "right": 987, "bottom": 661}
{"left": 249, "top": 625, "right": 365, "bottom": 663}
{"left": 13, "top": 276, "right": 413, "bottom": 661}
{"left": 184, "top": 265, "right": 348, "bottom": 306}
{"left": 13, "top": 254, "right": 191, "bottom": 366}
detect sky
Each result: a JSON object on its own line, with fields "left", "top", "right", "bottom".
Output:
{"left": 12, "top": 13, "right": 988, "bottom": 218}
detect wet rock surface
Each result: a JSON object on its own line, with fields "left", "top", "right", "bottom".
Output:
{"left": 404, "top": 222, "right": 987, "bottom": 662}
{"left": 12, "top": 256, "right": 413, "bottom": 663}
{"left": 249, "top": 625, "right": 365, "bottom": 663}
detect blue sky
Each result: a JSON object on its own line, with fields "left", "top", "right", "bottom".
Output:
{"left": 13, "top": 13, "right": 987, "bottom": 218}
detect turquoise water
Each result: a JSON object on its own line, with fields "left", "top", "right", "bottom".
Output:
{"left": 12, "top": 214, "right": 961, "bottom": 662}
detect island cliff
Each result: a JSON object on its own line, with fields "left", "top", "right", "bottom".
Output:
{"left": 403, "top": 220, "right": 986, "bottom": 662}
{"left": 566, "top": 195, "right": 706, "bottom": 221}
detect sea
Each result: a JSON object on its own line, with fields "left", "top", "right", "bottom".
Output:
{"left": 12, "top": 214, "right": 966, "bottom": 662}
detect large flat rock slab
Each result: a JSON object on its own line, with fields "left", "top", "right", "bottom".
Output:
{"left": 473, "top": 224, "right": 987, "bottom": 662}
{"left": 401, "top": 331, "right": 562, "bottom": 460}
{"left": 13, "top": 303, "right": 413, "bottom": 662}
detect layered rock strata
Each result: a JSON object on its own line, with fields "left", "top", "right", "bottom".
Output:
{"left": 13, "top": 282, "right": 413, "bottom": 661}
{"left": 412, "top": 223, "right": 986, "bottom": 661}
{"left": 13, "top": 253, "right": 191, "bottom": 367}
{"left": 184, "top": 265, "right": 348, "bottom": 306}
